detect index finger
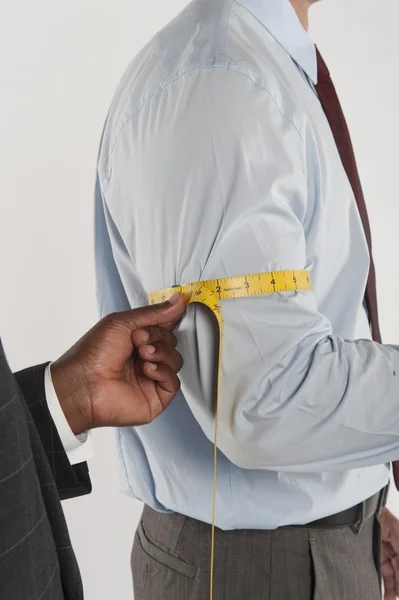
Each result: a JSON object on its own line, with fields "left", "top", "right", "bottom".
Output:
{"left": 132, "top": 326, "right": 178, "bottom": 348}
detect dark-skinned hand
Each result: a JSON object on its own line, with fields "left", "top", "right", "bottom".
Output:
{"left": 50, "top": 293, "right": 185, "bottom": 435}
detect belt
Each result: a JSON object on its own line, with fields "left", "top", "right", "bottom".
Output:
{"left": 300, "top": 485, "right": 389, "bottom": 530}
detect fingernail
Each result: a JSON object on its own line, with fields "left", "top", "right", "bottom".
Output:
{"left": 145, "top": 345, "right": 155, "bottom": 354}
{"left": 169, "top": 293, "right": 180, "bottom": 305}
{"left": 148, "top": 363, "right": 157, "bottom": 371}
{"left": 140, "top": 331, "right": 149, "bottom": 343}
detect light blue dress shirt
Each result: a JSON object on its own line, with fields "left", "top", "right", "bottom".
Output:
{"left": 95, "top": 0, "right": 393, "bottom": 529}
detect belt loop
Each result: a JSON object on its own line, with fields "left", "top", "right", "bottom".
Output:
{"left": 352, "top": 500, "right": 365, "bottom": 534}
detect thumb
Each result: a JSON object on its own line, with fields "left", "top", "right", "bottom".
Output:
{"left": 118, "top": 293, "right": 186, "bottom": 332}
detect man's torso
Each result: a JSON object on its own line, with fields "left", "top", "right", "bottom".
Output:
{"left": 96, "top": 0, "right": 389, "bottom": 529}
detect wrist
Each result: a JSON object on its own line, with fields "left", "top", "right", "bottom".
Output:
{"left": 50, "top": 359, "right": 93, "bottom": 436}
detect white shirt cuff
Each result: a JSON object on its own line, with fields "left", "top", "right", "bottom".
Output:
{"left": 44, "top": 364, "right": 94, "bottom": 465}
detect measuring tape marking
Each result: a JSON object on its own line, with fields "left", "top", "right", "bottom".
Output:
{"left": 149, "top": 270, "right": 311, "bottom": 306}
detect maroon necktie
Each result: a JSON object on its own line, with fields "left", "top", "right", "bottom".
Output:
{"left": 314, "top": 49, "right": 396, "bottom": 487}
{"left": 315, "top": 49, "right": 382, "bottom": 345}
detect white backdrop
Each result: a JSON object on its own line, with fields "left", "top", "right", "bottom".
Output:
{"left": 1, "top": 1, "right": 399, "bottom": 598}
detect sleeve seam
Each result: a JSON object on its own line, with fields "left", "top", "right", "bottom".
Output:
{"left": 104, "top": 63, "right": 305, "bottom": 181}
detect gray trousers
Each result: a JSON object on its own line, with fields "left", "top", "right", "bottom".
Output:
{"left": 132, "top": 505, "right": 382, "bottom": 599}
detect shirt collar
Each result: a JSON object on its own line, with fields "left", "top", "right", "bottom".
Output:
{"left": 237, "top": 0, "right": 318, "bottom": 84}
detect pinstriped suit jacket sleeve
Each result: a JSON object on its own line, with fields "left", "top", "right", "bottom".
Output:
{"left": 14, "top": 362, "right": 91, "bottom": 501}
{"left": 0, "top": 340, "right": 87, "bottom": 599}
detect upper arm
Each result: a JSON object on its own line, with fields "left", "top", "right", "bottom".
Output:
{"left": 99, "top": 67, "right": 399, "bottom": 472}
{"left": 102, "top": 65, "right": 331, "bottom": 447}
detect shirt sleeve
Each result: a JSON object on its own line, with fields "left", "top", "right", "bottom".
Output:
{"left": 44, "top": 364, "right": 94, "bottom": 465}
{"left": 100, "top": 66, "right": 399, "bottom": 473}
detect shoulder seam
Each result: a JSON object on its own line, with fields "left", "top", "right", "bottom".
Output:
{"left": 103, "top": 64, "right": 304, "bottom": 178}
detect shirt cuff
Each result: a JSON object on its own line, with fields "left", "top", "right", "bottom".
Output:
{"left": 44, "top": 364, "right": 94, "bottom": 465}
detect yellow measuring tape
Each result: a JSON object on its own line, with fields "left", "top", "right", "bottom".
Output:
{"left": 148, "top": 270, "right": 312, "bottom": 599}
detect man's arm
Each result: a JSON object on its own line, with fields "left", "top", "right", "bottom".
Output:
{"left": 100, "top": 65, "right": 399, "bottom": 473}
{"left": 15, "top": 363, "right": 91, "bottom": 501}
